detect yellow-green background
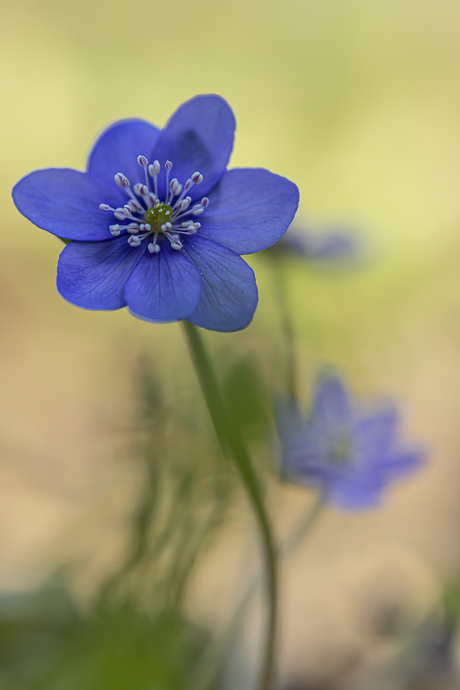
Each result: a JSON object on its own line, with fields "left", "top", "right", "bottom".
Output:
{"left": 2, "top": 0, "right": 460, "bottom": 680}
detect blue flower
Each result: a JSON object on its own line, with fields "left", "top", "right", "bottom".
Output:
{"left": 12, "top": 95, "right": 299, "bottom": 332}
{"left": 275, "top": 374, "right": 423, "bottom": 509}
{"left": 268, "top": 222, "right": 359, "bottom": 265}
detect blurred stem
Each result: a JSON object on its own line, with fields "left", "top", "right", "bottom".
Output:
{"left": 181, "top": 320, "right": 278, "bottom": 690}
{"left": 280, "top": 491, "right": 324, "bottom": 558}
{"left": 271, "top": 258, "right": 297, "bottom": 399}
{"left": 188, "top": 492, "right": 324, "bottom": 690}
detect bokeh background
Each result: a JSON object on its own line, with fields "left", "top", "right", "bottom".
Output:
{"left": 2, "top": 0, "right": 460, "bottom": 687}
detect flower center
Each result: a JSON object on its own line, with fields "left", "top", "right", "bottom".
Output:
{"left": 144, "top": 202, "right": 174, "bottom": 232}
{"left": 98, "top": 157, "right": 209, "bottom": 254}
{"left": 329, "top": 429, "right": 353, "bottom": 466}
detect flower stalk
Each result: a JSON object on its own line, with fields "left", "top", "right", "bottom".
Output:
{"left": 271, "top": 257, "right": 297, "bottom": 400}
{"left": 181, "top": 320, "right": 278, "bottom": 690}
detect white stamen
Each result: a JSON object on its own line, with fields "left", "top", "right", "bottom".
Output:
{"left": 102, "top": 155, "right": 209, "bottom": 253}
{"left": 170, "top": 178, "right": 180, "bottom": 196}
{"left": 127, "top": 199, "right": 142, "bottom": 213}
{"left": 128, "top": 235, "right": 141, "bottom": 246}
{"left": 115, "top": 173, "right": 130, "bottom": 188}
{"left": 180, "top": 197, "right": 191, "bottom": 212}
{"left": 150, "top": 160, "right": 160, "bottom": 198}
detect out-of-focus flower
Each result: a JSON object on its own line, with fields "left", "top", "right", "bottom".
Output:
{"left": 275, "top": 374, "right": 423, "bottom": 509}
{"left": 13, "top": 95, "right": 299, "bottom": 332}
{"left": 267, "top": 222, "right": 360, "bottom": 265}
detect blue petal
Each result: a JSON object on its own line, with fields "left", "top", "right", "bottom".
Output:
{"left": 183, "top": 236, "right": 258, "bottom": 332}
{"left": 313, "top": 375, "right": 353, "bottom": 431}
{"left": 57, "top": 237, "right": 144, "bottom": 309}
{"left": 13, "top": 169, "right": 124, "bottom": 241}
{"left": 124, "top": 244, "right": 202, "bottom": 323}
{"left": 151, "top": 95, "right": 235, "bottom": 202}
{"left": 87, "top": 119, "right": 161, "bottom": 187}
{"left": 328, "top": 474, "right": 384, "bottom": 510}
{"left": 378, "top": 450, "right": 424, "bottom": 480}
{"left": 199, "top": 169, "right": 299, "bottom": 254}
{"left": 354, "top": 408, "right": 399, "bottom": 460}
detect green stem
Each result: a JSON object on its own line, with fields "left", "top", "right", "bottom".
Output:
{"left": 271, "top": 259, "right": 297, "bottom": 399}
{"left": 187, "top": 493, "right": 324, "bottom": 690}
{"left": 280, "top": 492, "right": 324, "bottom": 558}
{"left": 181, "top": 320, "right": 278, "bottom": 690}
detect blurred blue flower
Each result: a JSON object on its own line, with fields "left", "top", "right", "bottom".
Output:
{"left": 269, "top": 223, "right": 359, "bottom": 264}
{"left": 275, "top": 374, "right": 423, "bottom": 509}
{"left": 13, "top": 95, "right": 299, "bottom": 332}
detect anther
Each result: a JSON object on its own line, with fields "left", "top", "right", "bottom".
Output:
{"left": 180, "top": 197, "right": 191, "bottom": 211}
{"left": 109, "top": 224, "right": 120, "bottom": 236}
{"left": 201, "top": 197, "right": 209, "bottom": 207}
{"left": 115, "top": 173, "right": 130, "bottom": 188}
{"left": 192, "top": 208, "right": 204, "bottom": 216}
{"left": 148, "top": 242, "right": 160, "bottom": 253}
{"left": 134, "top": 183, "right": 144, "bottom": 196}
{"left": 191, "top": 172, "right": 203, "bottom": 184}
{"left": 181, "top": 220, "right": 194, "bottom": 227}
{"left": 99, "top": 203, "right": 111, "bottom": 211}
{"left": 128, "top": 236, "right": 141, "bottom": 247}
{"left": 165, "top": 161, "right": 173, "bottom": 171}
{"left": 150, "top": 160, "right": 160, "bottom": 176}
{"left": 126, "top": 200, "right": 136, "bottom": 212}
{"left": 170, "top": 178, "right": 180, "bottom": 195}
{"left": 137, "top": 155, "right": 148, "bottom": 167}
{"left": 171, "top": 239, "right": 183, "bottom": 250}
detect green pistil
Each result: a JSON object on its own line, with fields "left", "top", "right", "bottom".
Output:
{"left": 330, "top": 430, "right": 353, "bottom": 465}
{"left": 144, "top": 202, "right": 173, "bottom": 232}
